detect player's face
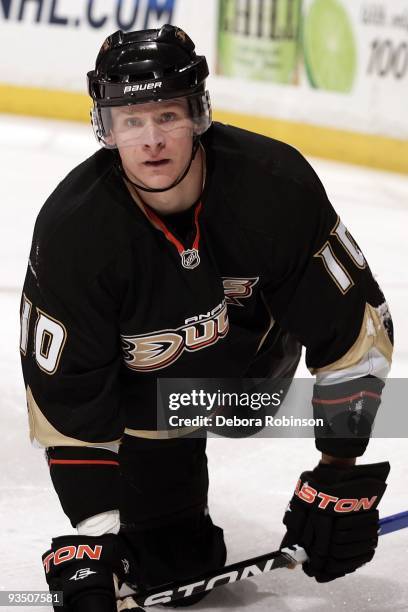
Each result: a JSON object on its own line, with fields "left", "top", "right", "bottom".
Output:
{"left": 109, "top": 99, "right": 194, "bottom": 190}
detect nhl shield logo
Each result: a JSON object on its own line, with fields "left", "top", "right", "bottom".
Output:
{"left": 181, "top": 249, "right": 200, "bottom": 270}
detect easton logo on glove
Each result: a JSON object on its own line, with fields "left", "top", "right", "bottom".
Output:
{"left": 43, "top": 544, "right": 102, "bottom": 573}
{"left": 294, "top": 479, "right": 377, "bottom": 512}
{"left": 69, "top": 568, "right": 97, "bottom": 581}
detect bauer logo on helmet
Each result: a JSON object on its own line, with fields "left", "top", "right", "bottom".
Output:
{"left": 123, "top": 82, "right": 162, "bottom": 94}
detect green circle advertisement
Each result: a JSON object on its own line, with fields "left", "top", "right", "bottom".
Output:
{"left": 303, "top": 0, "right": 357, "bottom": 91}
{"left": 217, "top": 0, "right": 357, "bottom": 93}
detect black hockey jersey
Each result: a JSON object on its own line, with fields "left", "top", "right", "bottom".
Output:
{"left": 20, "top": 123, "right": 392, "bottom": 446}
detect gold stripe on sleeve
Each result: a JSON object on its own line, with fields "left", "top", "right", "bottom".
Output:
{"left": 309, "top": 302, "right": 393, "bottom": 375}
{"left": 26, "top": 386, "right": 121, "bottom": 448}
{"left": 124, "top": 426, "right": 200, "bottom": 440}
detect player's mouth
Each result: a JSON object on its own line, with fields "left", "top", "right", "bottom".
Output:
{"left": 143, "top": 159, "right": 170, "bottom": 167}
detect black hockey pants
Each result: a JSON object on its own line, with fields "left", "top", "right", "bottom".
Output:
{"left": 119, "top": 435, "right": 226, "bottom": 606}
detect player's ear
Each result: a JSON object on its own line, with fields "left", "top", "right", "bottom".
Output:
{"left": 104, "top": 107, "right": 117, "bottom": 147}
{"left": 105, "top": 129, "right": 116, "bottom": 147}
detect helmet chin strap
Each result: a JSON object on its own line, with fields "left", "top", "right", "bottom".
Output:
{"left": 114, "top": 136, "right": 201, "bottom": 193}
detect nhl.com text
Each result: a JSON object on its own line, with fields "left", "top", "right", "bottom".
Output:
{"left": 166, "top": 390, "right": 323, "bottom": 429}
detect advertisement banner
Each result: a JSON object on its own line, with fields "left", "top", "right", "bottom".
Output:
{"left": 0, "top": 0, "right": 186, "bottom": 90}
{"left": 217, "top": 0, "right": 302, "bottom": 84}
{"left": 0, "top": 0, "right": 176, "bottom": 31}
{"left": 216, "top": 0, "right": 408, "bottom": 139}
{"left": 0, "top": 1, "right": 407, "bottom": 170}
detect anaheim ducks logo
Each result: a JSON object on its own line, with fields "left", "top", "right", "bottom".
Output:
{"left": 222, "top": 277, "right": 259, "bottom": 306}
{"left": 101, "top": 37, "right": 111, "bottom": 53}
{"left": 121, "top": 300, "right": 229, "bottom": 372}
{"left": 175, "top": 28, "right": 188, "bottom": 43}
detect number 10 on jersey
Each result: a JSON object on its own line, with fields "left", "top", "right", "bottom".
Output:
{"left": 314, "top": 217, "right": 366, "bottom": 294}
{"left": 20, "top": 296, "right": 67, "bottom": 375}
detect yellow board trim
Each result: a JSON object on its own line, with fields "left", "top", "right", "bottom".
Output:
{"left": 1, "top": 84, "right": 407, "bottom": 174}
{"left": 0, "top": 84, "right": 91, "bottom": 123}
{"left": 214, "top": 109, "right": 408, "bottom": 175}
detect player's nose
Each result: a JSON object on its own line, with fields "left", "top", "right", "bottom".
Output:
{"left": 141, "top": 121, "right": 165, "bottom": 152}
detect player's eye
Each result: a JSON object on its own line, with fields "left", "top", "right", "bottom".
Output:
{"left": 159, "top": 112, "right": 178, "bottom": 124}
{"left": 124, "top": 117, "right": 143, "bottom": 128}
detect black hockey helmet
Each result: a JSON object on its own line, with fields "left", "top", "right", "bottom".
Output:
{"left": 87, "top": 24, "right": 209, "bottom": 106}
{"left": 87, "top": 25, "right": 211, "bottom": 193}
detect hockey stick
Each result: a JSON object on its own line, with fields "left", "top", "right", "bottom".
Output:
{"left": 120, "top": 512, "right": 408, "bottom": 608}
{"left": 378, "top": 510, "right": 408, "bottom": 535}
{"left": 121, "top": 545, "right": 307, "bottom": 608}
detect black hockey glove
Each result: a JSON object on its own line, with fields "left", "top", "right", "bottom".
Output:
{"left": 42, "top": 534, "right": 142, "bottom": 612}
{"left": 280, "top": 461, "right": 390, "bottom": 583}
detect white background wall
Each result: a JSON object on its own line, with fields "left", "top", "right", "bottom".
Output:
{"left": 1, "top": 0, "right": 408, "bottom": 140}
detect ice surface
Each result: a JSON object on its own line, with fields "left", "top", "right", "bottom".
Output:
{"left": 0, "top": 115, "right": 407, "bottom": 611}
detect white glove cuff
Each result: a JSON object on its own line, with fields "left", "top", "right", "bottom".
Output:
{"left": 76, "top": 509, "right": 120, "bottom": 536}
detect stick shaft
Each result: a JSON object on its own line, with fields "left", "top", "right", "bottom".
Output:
{"left": 128, "top": 510, "right": 407, "bottom": 607}
{"left": 378, "top": 510, "right": 408, "bottom": 535}
{"left": 135, "top": 547, "right": 304, "bottom": 607}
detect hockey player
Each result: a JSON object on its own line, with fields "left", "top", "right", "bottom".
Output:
{"left": 20, "top": 25, "right": 392, "bottom": 612}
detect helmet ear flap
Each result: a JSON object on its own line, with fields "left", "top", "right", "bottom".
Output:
{"left": 90, "top": 106, "right": 105, "bottom": 146}
{"left": 90, "top": 105, "right": 115, "bottom": 148}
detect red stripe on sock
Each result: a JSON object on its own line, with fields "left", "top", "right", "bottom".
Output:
{"left": 48, "top": 459, "right": 119, "bottom": 466}
{"left": 313, "top": 391, "right": 381, "bottom": 405}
